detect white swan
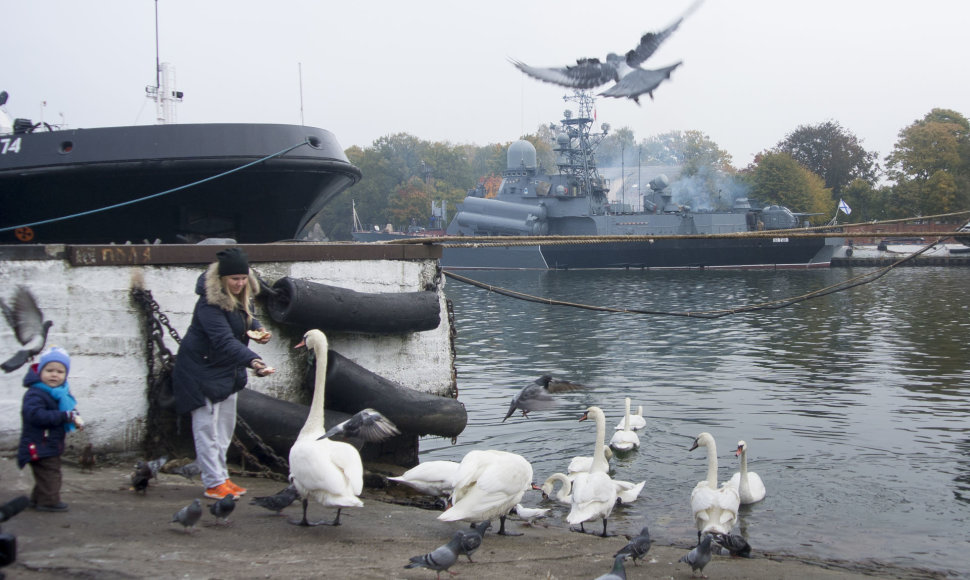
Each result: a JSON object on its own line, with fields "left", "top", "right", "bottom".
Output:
{"left": 438, "top": 449, "right": 533, "bottom": 536}
{"left": 567, "top": 406, "right": 617, "bottom": 536}
{"left": 689, "top": 432, "right": 740, "bottom": 540}
{"left": 613, "top": 479, "right": 646, "bottom": 504}
{"left": 609, "top": 398, "right": 641, "bottom": 452}
{"left": 387, "top": 460, "right": 460, "bottom": 500}
{"left": 538, "top": 472, "right": 573, "bottom": 504}
{"left": 288, "top": 329, "right": 364, "bottom": 526}
{"left": 567, "top": 446, "right": 613, "bottom": 475}
{"left": 725, "top": 440, "right": 766, "bottom": 504}
{"left": 614, "top": 404, "right": 646, "bottom": 431}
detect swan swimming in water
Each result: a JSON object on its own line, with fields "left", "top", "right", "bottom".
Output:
{"left": 688, "top": 432, "right": 740, "bottom": 540}
{"left": 288, "top": 330, "right": 364, "bottom": 526}
{"left": 613, "top": 404, "right": 646, "bottom": 431}
{"left": 609, "top": 398, "right": 641, "bottom": 452}
{"left": 725, "top": 440, "right": 766, "bottom": 504}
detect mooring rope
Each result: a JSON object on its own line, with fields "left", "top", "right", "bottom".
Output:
{"left": 442, "top": 239, "right": 945, "bottom": 319}
{"left": 0, "top": 139, "right": 312, "bottom": 233}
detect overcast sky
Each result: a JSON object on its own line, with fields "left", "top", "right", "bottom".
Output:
{"left": 3, "top": 1, "right": 967, "bottom": 168}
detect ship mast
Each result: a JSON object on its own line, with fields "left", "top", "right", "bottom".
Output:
{"left": 553, "top": 90, "right": 609, "bottom": 204}
{"left": 144, "top": 0, "right": 183, "bottom": 124}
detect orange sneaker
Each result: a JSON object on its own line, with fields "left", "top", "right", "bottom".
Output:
{"left": 203, "top": 482, "right": 237, "bottom": 500}
{"left": 225, "top": 480, "right": 247, "bottom": 496}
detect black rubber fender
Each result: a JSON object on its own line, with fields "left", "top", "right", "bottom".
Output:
{"left": 265, "top": 276, "right": 440, "bottom": 334}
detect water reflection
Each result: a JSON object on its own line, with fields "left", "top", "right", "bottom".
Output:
{"left": 425, "top": 267, "right": 970, "bottom": 575}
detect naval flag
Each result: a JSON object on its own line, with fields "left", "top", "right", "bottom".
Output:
{"left": 838, "top": 198, "right": 852, "bottom": 216}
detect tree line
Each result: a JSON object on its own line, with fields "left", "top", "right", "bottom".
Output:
{"left": 310, "top": 107, "right": 969, "bottom": 240}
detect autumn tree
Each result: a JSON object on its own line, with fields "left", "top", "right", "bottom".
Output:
{"left": 884, "top": 108, "right": 970, "bottom": 218}
{"left": 775, "top": 121, "right": 878, "bottom": 196}
{"left": 742, "top": 152, "right": 834, "bottom": 222}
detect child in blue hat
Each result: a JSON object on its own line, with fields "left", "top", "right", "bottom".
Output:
{"left": 17, "top": 346, "right": 83, "bottom": 512}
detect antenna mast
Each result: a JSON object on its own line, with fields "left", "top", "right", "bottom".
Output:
{"left": 144, "top": 0, "right": 183, "bottom": 124}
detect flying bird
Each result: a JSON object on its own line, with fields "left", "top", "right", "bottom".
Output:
{"left": 679, "top": 533, "right": 715, "bottom": 578}
{"left": 594, "top": 554, "right": 628, "bottom": 580}
{"left": 510, "top": 0, "right": 703, "bottom": 105}
{"left": 171, "top": 498, "right": 203, "bottom": 533}
{"left": 1, "top": 286, "right": 53, "bottom": 373}
{"left": 209, "top": 494, "right": 236, "bottom": 525}
{"left": 250, "top": 484, "right": 300, "bottom": 515}
{"left": 614, "top": 525, "right": 652, "bottom": 566}
{"left": 457, "top": 520, "right": 491, "bottom": 562}
{"left": 404, "top": 530, "right": 463, "bottom": 579}
{"left": 317, "top": 408, "right": 400, "bottom": 449}
{"left": 502, "top": 374, "right": 586, "bottom": 422}
{"left": 712, "top": 531, "right": 752, "bottom": 558}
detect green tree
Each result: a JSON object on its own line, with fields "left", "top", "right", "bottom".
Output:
{"left": 775, "top": 121, "right": 878, "bottom": 195}
{"left": 884, "top": 108, "right": 970, "bottom": 218}
{"left": 742, "top": 152, "right": 834, "bottom": 221}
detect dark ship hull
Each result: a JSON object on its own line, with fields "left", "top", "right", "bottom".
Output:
{"left": 0, "top": 123, "right": 361, "bottom": 244}
{"left": 441, "top": 91, "right": 834, "bottom": 270}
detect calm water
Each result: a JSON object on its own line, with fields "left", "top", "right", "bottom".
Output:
{"left": 420, "top": 267, "right": 970, "bottom": 576}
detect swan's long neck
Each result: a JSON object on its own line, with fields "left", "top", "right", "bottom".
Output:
{"left": 552, "top": 473, "right": 572, "bottom": 497}
{"left": 623, "top": 398, "right": 631, "bottom": 431}
{"left": 298, "top": 338, "right": 328, "bottom": 439}
{"left": 738, "top": 446, "right": 750, "bottom": 494}
{"left": 704, "top": 437, "right": 719, "bottom": 488}
{"left": 591, "top": 408, "right": 609, "bottom": 473}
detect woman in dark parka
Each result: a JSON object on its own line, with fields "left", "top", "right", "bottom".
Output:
{"left": 171, "top": 248, "right": 274, "bottom": 500}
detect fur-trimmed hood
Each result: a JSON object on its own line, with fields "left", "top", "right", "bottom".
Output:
{"left": 201, "top": 262, "right": 260, "bottom": 312}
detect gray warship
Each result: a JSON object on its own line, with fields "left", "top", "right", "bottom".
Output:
{"left": 441, "top": 91, "right": 835, "bottom": 270}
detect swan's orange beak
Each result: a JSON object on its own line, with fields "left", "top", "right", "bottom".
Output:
{"left": 294, "top": 339, "right": 306, "bottom": 349}
{"left": 579, "top": 411, "right": 589, "bottom": 422}
{"left": 735, "top": 445, "right": 743, "bottom": 457}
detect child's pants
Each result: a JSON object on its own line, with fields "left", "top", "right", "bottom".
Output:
{"left": 29, "top": 455, "right": 63, "bottom": 506}
{"left": 190, "top": 393, "right": 237, "bottom": 489}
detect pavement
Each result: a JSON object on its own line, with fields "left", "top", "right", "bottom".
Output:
{"left": 0, "top": 457, "right": 946, "bottom": 580}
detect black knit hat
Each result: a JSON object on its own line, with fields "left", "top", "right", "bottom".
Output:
{"left": 216, "top": 248, "right": 250, "bottom": 276}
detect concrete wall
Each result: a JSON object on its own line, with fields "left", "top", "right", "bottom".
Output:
{"left": 0, "top": 247, "right": 453, "bottom": 455}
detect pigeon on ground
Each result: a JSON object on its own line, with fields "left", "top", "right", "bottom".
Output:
{"left": 171, "top": 498, "right": 203, "bottom": 533}
{"left": 502, "top": 375, "right": 586, "bottom": 422}
{"left": 513, "top": 503, "right": 550, "bottom": 526}
{"left": 679, "top": 533, "right": 715, "bottom": 578}
{"left": 457, "top": 520, "right": 491, "bottom": 563}
{"left": 510, "top": 0, "right": 703, "bottom": 105}
{"left": 712, "top": 531, "right": 752, "bottom": 558}
{"left": 209, "top": 494, "right": 236, "bottom": 525}
{"left": 131, "top": 461, "right": 152, "bottom": 493}
{"left": 146, "top": 455, "right": 168, "bottom": 481}
{"left": 79, "top": 443, "right": 96, "bottom": 472}
{"left": 614, "top": 525, "right": 652, "bottom": 566}
{"left": 171, "top": 461, "right": 201, "bottom": 482}
{"left": 1, "top": 286, "right": 53, "bottom": 373}
{"left": 317, "top": 408, "right": 400, "bottom": 448}
{"left": 404, "top": 530, "right": 463, "bottom": 579}
{"left": 250, "top": 484, "right": 300, "bottom": 515}
{"left": 594, "top": 553, "right": 628, "bottom": 580}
